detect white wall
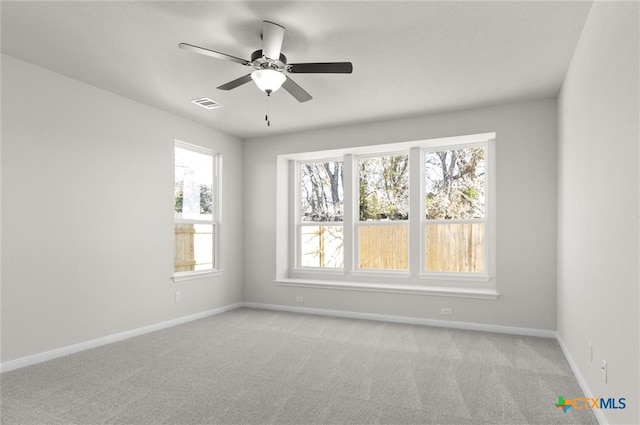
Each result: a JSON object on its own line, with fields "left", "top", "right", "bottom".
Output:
{"left": 244, "top": 98, "right": 558, "bottom": 331}
{"left": 1, "top": 55, "right": 244, "bottom": 363}
{"left": 558, "top": 2, "right": 639, "bottom": 424}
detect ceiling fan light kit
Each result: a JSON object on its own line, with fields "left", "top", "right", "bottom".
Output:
{"left": 251, "top": 68, "right": 286, "bottom": 94}
{"left": 179, "top": 20, "right": 353, "bottom": 104}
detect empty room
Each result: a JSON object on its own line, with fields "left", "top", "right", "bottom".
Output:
{"left": 1, "top": 1, "right": 638, "bottom": 424}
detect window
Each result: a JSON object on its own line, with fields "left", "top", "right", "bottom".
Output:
{"left": 357, "top": 153, "right": 409, "bottom": 270}
{"left": 424, "top": 146, "right": 486, "bottom": 273}
{"left": 174, "top": 141, "right": 218, "bottom": 279}
{"left": 281, "top": 133, "right": 496, "bottom": 298}
{"left": 297, "top": 160, "right": 344, "bottom": 268}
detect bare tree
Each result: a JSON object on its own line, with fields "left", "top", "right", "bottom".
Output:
{"left": 359, "top": 155, "right": 409, "bottom": 220}
{"left": 426, "top": 147, "right": 485, "bottom": 219}
{"left": 300, "top": 162, "right": 343, "bottom": 222}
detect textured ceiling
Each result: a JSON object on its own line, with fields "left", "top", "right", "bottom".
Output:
{"left": 1, "top": 1, "right": 592, "bottom": 139}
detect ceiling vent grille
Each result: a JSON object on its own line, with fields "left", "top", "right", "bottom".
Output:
{"left": 191, "top": 97, "right": 222, "bottom": 110}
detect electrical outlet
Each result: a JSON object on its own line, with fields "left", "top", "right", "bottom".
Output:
{"left": 602, "top": 360, "right": 607, "bottom": 383}
{"left": 175, "top": 291, "right": 182, "bottom": 302}
{"left": 441, "top": 308, "right": 452, "bottom": 315}
{"left": 296, "top": 296, "right": 304, "bottom": 303}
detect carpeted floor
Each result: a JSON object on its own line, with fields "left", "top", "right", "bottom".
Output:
{"left": 1, "top": 307, "right": 597, "bottom": 425}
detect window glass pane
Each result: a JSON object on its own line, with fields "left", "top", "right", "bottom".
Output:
{"left": 175, "top": 147, "right": 213, "bottom": 220}
{"left": 425, "top": 222, "right": 484, "bottom": 272}
{"left": 358, "top": 224, "right": 408, "bottom": 270}
{"left": 359, "top": 155, "right": 409, "bottom": 221}
{"left": 300, "top": 161, "right": 343, "bottom": 221}
{"left": 425, "top": 146, "right": 485, "bottom": 219}
{"left": 174, "top": 223, "right": 213, "bottom": 272}
{"left": 300, "top": 225, "right": 343, "bottom": 268}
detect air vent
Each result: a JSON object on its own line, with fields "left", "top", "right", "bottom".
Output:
{"left": 191, "top": 97, "right": 222, "bottom": 110}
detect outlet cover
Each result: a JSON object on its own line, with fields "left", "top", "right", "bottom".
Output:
{"left": 175, "top": 291, "right": 182, "bottom": 302}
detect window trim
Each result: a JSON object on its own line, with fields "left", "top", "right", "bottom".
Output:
{"left": 274, "top": 277, "right": 499, "bottom": 299}
{"left": 279, "top": 132, "right": 497, "bottom": 298}
{"left": 172, "top": 270, "right": 224, "bottom": 283}
{"left": 173, "top": 140, "right": 221, "bottom": 280}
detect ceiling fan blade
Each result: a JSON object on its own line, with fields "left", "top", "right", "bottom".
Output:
{"left": 179, "top": 43, "right": 251, "bottom": 66}
{"left": 262, "top": 21, "right": 285, "bottom": 60}
{"left": 282, "top": 76, "right": 312, "bottom": 103}
{"left": 217, "top": 74, "right": 253, "bottom": 90}
{"left": 287, "top": 62, "right": 353, "bottom": 74}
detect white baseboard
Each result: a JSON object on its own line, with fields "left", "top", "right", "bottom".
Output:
{"left": 241, "top": 302, "right": 557, "bottom": 338}
{"left": 556, "top": 334, "right": 607, "bottom": 425}
{"left": 0, "top": 302, "right": 243, "bottom": 373}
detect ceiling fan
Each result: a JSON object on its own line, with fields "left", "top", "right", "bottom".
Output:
{"left": 179, "top": 21, "right": 353, "bottom": 103}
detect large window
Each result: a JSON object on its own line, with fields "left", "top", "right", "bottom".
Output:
{"left": 284, "top": 133, "right": 495, "bottom": 296}
{"left": 174, "top": 141, "right": 218, "bottom": 279}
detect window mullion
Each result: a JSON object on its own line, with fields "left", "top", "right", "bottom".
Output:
{"left": 409, "top": 147, "right": 422, "bottom": 275}
{"left": 343, "top": 154, "right": 354, "bottom": 273}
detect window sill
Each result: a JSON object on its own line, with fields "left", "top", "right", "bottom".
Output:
{"left": 274, "top": 278, "right": 499, "bottom": 299}
{"left": 172, "top": 270, "right": 224, "bottom": 282}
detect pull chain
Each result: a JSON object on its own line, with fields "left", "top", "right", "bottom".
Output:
{"left": 265, "top": 92, "right": 271, "bottom": 127}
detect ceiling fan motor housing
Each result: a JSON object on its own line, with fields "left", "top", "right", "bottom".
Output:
{"left": 251, "top": 49, "right": 287, "bottom": 71}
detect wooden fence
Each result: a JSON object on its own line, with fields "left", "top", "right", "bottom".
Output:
{"left": 358, "top": 225, "right": 408, "bottom": 270}
{"left": 174, "top": 223, "right": 196, "bottom": 272}
{"left": 176, "top": 222, "right": 484, "bottom": 273}
{"left": 304, "top": 222, "right": 484, "bottom": 272}
{"left": 425, "top": 222, "right": 484, "bottom": 273}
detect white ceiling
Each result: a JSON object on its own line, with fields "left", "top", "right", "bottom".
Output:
{"left": 1, "top": 1, "right": 592, "bottom": 139}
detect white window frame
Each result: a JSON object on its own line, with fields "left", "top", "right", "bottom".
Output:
{"left": 294, "top": 157, "right": 345, "bottom": 271}
{"left": 173, "top": 140, "right": 222, "bottom": 282}
{"left": 355, "top": 150, "right": 410, "bottom": 273}
{"left": 420, "top": 141, "right": 491, "bottom": 280}
{"left": 278, "top": 133, "right": 497, "bottom": 299}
